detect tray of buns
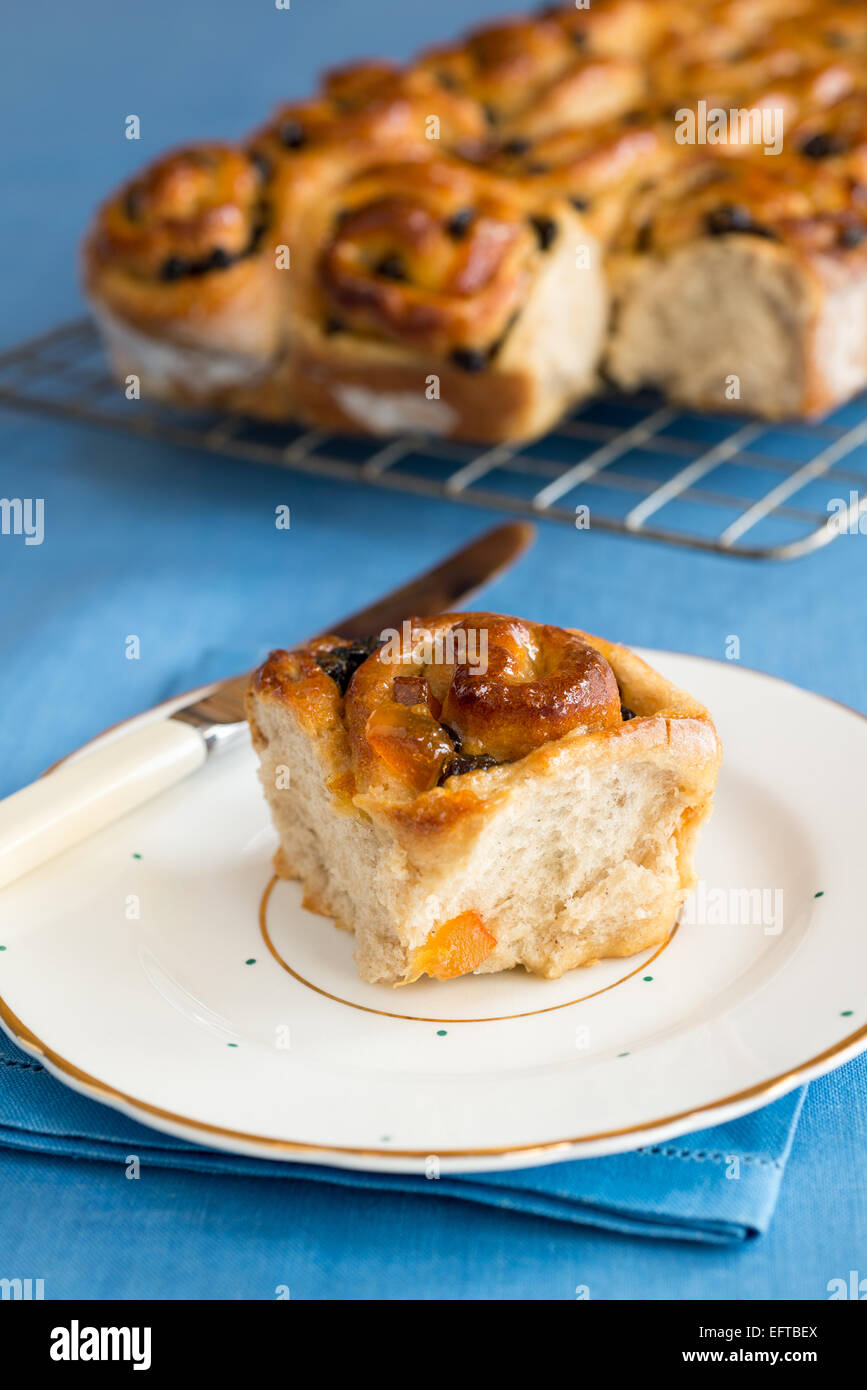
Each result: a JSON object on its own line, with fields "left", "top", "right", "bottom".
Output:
{"left": 5, "top": 0, "right": 867, "bottom": 558}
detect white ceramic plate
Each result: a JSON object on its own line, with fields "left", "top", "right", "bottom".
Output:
{"left": 1, "top": 652, "right": 865, "bottom": 1174}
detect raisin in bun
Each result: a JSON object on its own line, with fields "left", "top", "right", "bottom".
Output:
{"left": 82, "top": 142, "right": 280, "bottom": 404}
{"left": 614, "top": 148, "right": 867, "bottom": 270}
{"left": 792, "top": 93, "right": 867, "bottom": 185}
{"left": 616, "top": 155, "right": 831, "bottom": 255}
{"left": 282, "top": 155, "right": 606, "bottom": 442}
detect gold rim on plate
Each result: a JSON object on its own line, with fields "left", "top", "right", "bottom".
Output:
{"left": 259, "top": 875, "right": 679, "bottom": 1024}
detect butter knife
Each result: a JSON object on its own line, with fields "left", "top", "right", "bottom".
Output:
{"left": 0, "top": 521, "right": 535, "bottom": 890}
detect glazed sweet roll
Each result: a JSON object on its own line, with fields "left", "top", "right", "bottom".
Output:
{"left": 283, "top": 156, "right": 606, "bottom": 441}
{"left": 247, "top": 614, "right": 721, "bottom": 985}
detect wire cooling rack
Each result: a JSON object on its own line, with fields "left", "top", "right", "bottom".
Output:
{"left": 2, "top": 316, "right": 867, "bottom": 560}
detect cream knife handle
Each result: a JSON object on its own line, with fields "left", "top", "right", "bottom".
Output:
{"left": 0, "top": 720, "right": 206, "bottom": 891}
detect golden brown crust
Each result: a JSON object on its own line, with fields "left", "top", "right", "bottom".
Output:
{"left": 250, "top": 643, "right": 344, "bottom": 730}
{"left": 344, "top": 613, "right": 623, "bottom": 789}
{"left": 86, "top": 144, "right": 264, "bottom": 277}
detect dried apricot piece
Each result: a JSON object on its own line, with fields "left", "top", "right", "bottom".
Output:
{"left": 404, "top": 911, "right": 496, "bottom": 983}
{"left": 365, "top": 704, "right": 454, "bottom": 791}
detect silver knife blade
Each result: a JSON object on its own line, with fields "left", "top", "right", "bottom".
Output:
{"left": 173, "top": 521, "right": 536, "bottom": 737}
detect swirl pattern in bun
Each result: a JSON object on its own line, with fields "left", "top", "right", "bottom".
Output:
{"left": 344, "top": 615, "right": 622, "bottom": 796}
{"left": 248, "top": 614, "right": 721, "bottom": 984}
{"left": 83, "top": 142, "right": 281, "bottom": 403}
{"left": 315, "top": 161, "right": 550, "bottom": 357}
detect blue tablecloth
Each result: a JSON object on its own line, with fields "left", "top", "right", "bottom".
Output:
{"left": 1, "top": 0, "right": 866, "bottom": 1299}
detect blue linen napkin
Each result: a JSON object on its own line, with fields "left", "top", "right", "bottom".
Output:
{"left": 0, "top": 1034, "right": 804, "bottom": 1244}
